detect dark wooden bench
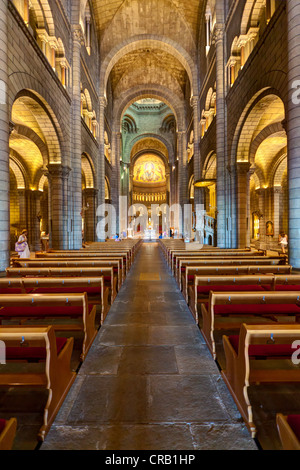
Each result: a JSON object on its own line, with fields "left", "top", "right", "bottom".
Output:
{"left": 183, "top": 264, "right": 292, "bottom": 303}
{"left": 34, "top": 250, "right": 131, "bottom": 273}
{"left": 277, "top": 413, "right": 300, "bottom": 450}
{"left": 201, "top": 291, "right": 300, "bottom": 360}
{"left": 0, "top": 418, "right": 17, "bottom": 450}
{"left": 221, "top": 324, "right": 300, "bottom": 438}
{"left": 189, "top": 274, "right": 275, "bottom": 321}
{"left": 172, "top": 251, "right": 271, "bottom": 277}
{"left": 46, "top": 246, "right": 133, "bottom": 269}
{"left": 13, "top": 258, "right": 123, "bottom": 290}
{"left": 6, "top": 266, "right": 117, "bottom": 304}
{"left": 0, "top": 325, "right": 76, "bottom": 441}
{"left": 170, "top": 251, "right": 273, "bottom": 274}
{"left": 0, "top": 277, "right": 109, "bottom": 322}
{"left": 0, "top": 293, "right": 97, "bottom": 361}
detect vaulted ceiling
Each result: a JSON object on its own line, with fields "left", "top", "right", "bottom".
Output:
{"left": 89, "top": 0, "right": 207, "bottom": 102}
{"left": 91, "top": 0, "right": 204, "bottom": 46}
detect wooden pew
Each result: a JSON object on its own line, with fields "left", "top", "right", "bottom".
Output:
{"left": 169, "top": 250, "right": 271, "bottom": 273}
{"left": 6, "top": 266, "right": 117, "bottom": 304}
{"left": 274, "top": 275, "right": 300, "bottom": 292}
{"left": 183, "top": 264, "right": 292, "bottom": 303}
{"left": 189, "top": 274, "right": 275, "bottom": 321}
{"left": 203, "top": 291, "right": 300, "bottom": 360}
{"left": 0, "top": 418, "right": 17, "bottom": 450}
{"left": 23, "top": 277, "right": 109, "bottom": 322}
{"left": 221, "top": 324, "right": 300, "bottom": 438}
{"left": 0, "top": 293, "right": 97, "bottom": 361}
{"left": 161, "top": 243, "right": 255, "bottom": 266}
{"left": 0, "top": 278, "right": 25, "bottom": 294}
{"left": 0, "top": 326, "right": 76, "bottom": 441}
{"left": 168, "top": 247, "right": 266, "bottom": 266}
{"left": 0, "top": 277, "right": 109, "bottom": 321}
{"left": 13, "top": 258, "right": 123, "bottom": 289}
{"left": 35, "top": 251, "right": 131, "bottom": 273}
{"left": 276, "top": 413, "right": 300, "bottom": 450}
{"left": 171, "top": 250, "right": 271, "bottom": 275}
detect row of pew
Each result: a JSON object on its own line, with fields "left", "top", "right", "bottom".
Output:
{"left": 159, "top": 239, "right": 300, "bottom": 450}
{"left": 0, "top": 239, "right": 142, "bottom": 449}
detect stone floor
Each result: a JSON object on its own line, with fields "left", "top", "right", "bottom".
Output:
{"left": 37, "top": 242, "right": 258, "bottom": 451}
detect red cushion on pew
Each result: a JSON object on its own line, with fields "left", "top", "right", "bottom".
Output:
{"left": 287, "top": 415, "right": 300, "bottom": 441}
{"left": 0, "top": 289, "right": 23, "bottom": 294}
{"left": 188, "top": 275, "right": 195, "bottom": 281}
{"left": 0, "top": 305, "right": 94, "bottom": 317}
{"left": 0, "top": 419, "right": 6, "bottom": 434}
{"left": 262, "top": 285, "right": 273, "bottom": 291}
{"left": 275, "top": 285, "right": 300, "bottom": 291}
{"left": 29, "top": 287, "right": 100, "bottom": 295}
{"left": 197, "top": 285, "right": 266, "bottom": 294}
{"left": 229, "top": 335, "right": 294, "bottom": 357}
{"left": 6, "top": 337, "right": 67, "bottom": 361}
{"left": 214, "top": 304, "right": 300, "bottom": 316}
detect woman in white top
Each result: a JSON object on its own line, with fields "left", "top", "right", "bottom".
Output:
{"left": 16, "top": 229, "right": 30, "bottom": 258}
{"left": 278, "top": 231, "right": 288, "bottom": 254}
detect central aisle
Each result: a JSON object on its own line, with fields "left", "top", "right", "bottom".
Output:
{"left": 41, "top": 242, "right": 257, "bottom": 450}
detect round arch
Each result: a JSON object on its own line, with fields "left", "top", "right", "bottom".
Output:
{"left": 100, "top": 35, "right": 199, "bottom": 99}
{"left": 230, "top": 87, "right": 286, "bottom": 166}
{"left": 8, "top": 74, "right": 70, "bottom": 163}
{"left": 81, "top": 153, "right": 95, "bottom": 189}
{"left": 113, "top": 85, "right": 185, "bottom": 132}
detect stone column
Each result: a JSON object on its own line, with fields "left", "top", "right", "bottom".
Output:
{"left": 228, "top": 163, "right": 237, "bottom": 248}
{"left": 191, "top": 96, "right": 202, "bottom": 207}
{"left": 0, "top": 0, "right": 10, "bottom": 270}
{"left": 236, "top": 162, "right": 250, "bottom": 248}
{"left": 213, "top": 24, "right": 227, "bottom": 248}
{"left": 62, "top": 166, "right": 71, "bottom": 249}
{"left": 32, "top": 190, "right": 42, "bottom": 252}
{"left": 177, "top": 130, "right": 188, "bottom": 237}
{"left": 111, "top": 131, "right": 121, "bottom": 236}
{"left": 96, "top": 96, "right": 107, "bottom": 242}
{"left": 18, "top": 189, "right": 27, "bottom": 234}
{"left": 273, "top": 186, "right": 282, "bottom": 241}
{"left": 47, "top": 164, "right": 70, "bottom": 250}
{"left": 287, "top": 0, "right": 300, "bottom": 267}
{"left": 256, "top": 188, "right": 266, "bottom": 251}
{"left": 71, "top": 25, "right": 84, "bottom": 249}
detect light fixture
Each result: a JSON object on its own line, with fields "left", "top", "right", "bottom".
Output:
{"left": 194, "top": 178, "right": 216, "bottom": 188}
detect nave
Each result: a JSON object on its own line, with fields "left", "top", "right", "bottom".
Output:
{"left": 38, "top": 242, "right": 258, "bottom": 451}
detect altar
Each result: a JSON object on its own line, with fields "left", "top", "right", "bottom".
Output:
{"left": 144, "top": 229, "right": 157, "bottom": 240}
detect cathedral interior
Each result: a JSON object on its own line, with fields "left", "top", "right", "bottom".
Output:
{"left": 1, "top": 0, "right": 300, "bottom": 453}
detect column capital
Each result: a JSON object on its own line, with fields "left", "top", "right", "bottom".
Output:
{"left": 83, "top": 187, "right": 98, "bottom": 196}
{"left": 236, "top": 161, "right": 251, "bottom": 174}
{"left": 99, "top": 96, "right": 107, "bottom": 108}
{"left": 9, "top": 121, "right": 15, "bottom": 135}
{"left": 72, "top": 25, "right": 84, "bottom": 45}
{"left": 211, "top": 24, "right": 224, "bottom": 45}
{"left": 32, "top": 189, "right": 43, "bottom": 200}
{"left": 273, "top": 186, "right": 283, "bottom": 195}
{"left": 281, "top": 119, "right": 287, "bottom": 132}
{"left": 47, "top": 163, "right": 71, "bottom": 179}
{"left": 190, "top": 95, "right": 199, "bottom": 108}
